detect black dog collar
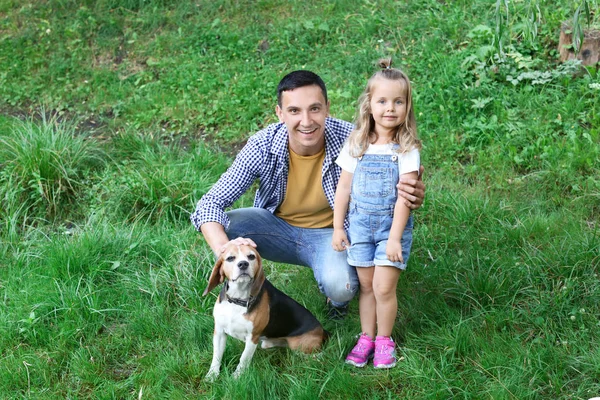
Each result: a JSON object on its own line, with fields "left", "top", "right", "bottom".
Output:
{"left": 223, "top": 280, "right": 260, "bottom": 310}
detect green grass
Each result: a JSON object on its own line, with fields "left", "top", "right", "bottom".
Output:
{"left": 1, "top": 0, "right": 599, "bottom": 398}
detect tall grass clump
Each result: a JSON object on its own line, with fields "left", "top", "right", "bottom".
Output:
{"left": 90, "top": 129, "right": 232, "bottom": 224}
{"left": 0, "top": 114, "right": 105, "bottom": 222}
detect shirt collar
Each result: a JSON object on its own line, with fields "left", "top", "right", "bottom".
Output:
{"left": 271, "top": 122, "right": 289, "bottom": 158}
{"left": 323, "top": 118, "right": 337, "bottom": 163}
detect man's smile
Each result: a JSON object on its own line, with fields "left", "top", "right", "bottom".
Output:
{"left": 298, "top": 127, "right": 318, "bottom": 134}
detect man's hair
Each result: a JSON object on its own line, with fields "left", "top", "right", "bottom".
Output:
{"left": 277, "top": 70, "right": 328, "bottom": 107}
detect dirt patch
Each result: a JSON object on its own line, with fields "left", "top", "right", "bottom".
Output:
{"left": 0, "top": 104, "right": 110, "bottom": 140}
{"left": 0, "top": 104, "right": 249, "bottom": 157}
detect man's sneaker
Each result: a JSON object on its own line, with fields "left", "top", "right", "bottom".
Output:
{"left": 326, "top": 299, "right": 348, "bottom": 321}
{"left": 373, "top": 336, "right": 396, "bottom": 369}
{"left": 345, "top": 333, "right": 375, "bottom": 367}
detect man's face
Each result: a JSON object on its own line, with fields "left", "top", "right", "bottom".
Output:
{"left": 276, "top": 84, "right": 330, "bottom": 156}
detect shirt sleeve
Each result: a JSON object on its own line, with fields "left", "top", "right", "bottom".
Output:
{"left": 190, "top": 138, "right": 264, "bottom": 231}
{"left": 335, "top": 142, "right": 358, "bottom": 173}
{"left": 399, "top": 148, "right": 420, "bottom": 175}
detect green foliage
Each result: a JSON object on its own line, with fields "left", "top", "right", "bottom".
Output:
{"left": 90, "top": 130, "right": 231, "bottom": 223}
{"left": 0, "top": 114, "right": 104, "bottom": 220}
{"left": 571, "top": 0, "right": 594, "bottom": 53}
{"left": 494, "top": 0, "right": 597, "bottom": 57}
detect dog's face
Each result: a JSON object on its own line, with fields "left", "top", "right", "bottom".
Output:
{"left": 203, "top": 244, "right": 265, "bottom": 297}
{"left": 221, "top": 244, "right": 260, "bottom": 283}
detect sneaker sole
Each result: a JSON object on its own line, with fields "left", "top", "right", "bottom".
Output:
{"left": 373, "top": 362, "right": 396, "bottom": 369}
{"left": 345, "top": 359, "right": 369, "bottom": 368}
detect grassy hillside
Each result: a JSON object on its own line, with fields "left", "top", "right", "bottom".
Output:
{"left": 1, "top": 0, "right": 599, "bottom": 398}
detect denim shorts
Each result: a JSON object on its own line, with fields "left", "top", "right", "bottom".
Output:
{"left": 346, "top": 210, "right": 414, "bottom": 270}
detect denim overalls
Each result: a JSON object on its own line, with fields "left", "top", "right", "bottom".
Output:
{"left": 346, "top": 149, "right": 414, "bottom": 270}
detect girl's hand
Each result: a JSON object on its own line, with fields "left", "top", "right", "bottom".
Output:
{"left": 332, "top": 228, "right": 350, "bottom": 252}
{"left": 386, "top": 240, "right": 404, "bottom": 263}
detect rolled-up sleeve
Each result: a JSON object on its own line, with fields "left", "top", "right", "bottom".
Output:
{"left": 399, "top": 148, "right": 420, "bottom": 175}
{"left": 190, "top": 139, "right": 264, "bottom": 231}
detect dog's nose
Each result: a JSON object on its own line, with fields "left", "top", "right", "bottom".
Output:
{"left": 237, "top": 260, "right": 249, "bottom": 271}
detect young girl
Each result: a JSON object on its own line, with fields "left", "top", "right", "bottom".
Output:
{"left": 332, "top": 59, "right": 421, "bottom": 369}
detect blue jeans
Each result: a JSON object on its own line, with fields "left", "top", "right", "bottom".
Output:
{"left": 226, "top": 208, "right": 359, "bottom": 307}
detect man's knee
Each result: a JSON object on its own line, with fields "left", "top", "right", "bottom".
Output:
{"left": 321, "top": 275, "right": 358, "bottom": 303}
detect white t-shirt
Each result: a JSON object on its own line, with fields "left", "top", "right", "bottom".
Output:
{"left": 335, "top": 143, "right": 420, "bottom": 175}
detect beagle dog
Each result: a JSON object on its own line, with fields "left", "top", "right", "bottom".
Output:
{"left": 203, "top": 244, "right": 328, "bottom": 380}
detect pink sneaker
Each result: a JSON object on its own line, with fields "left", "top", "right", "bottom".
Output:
{"left": 345, "top": 333, "right": 375, "bottom": 367}
{"left": 373, "top": 336, "right": 396, "bottom": 369}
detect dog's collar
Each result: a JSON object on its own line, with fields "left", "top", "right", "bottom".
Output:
{"left": 226, "top": 294, "right": 258, "bottom": 309}
{"left": 224, "top": 281, "right": 260, "bottom": 310}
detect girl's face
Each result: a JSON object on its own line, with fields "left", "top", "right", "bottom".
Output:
{"left": 369, "top": 77, "right": 408, "bottom": 137}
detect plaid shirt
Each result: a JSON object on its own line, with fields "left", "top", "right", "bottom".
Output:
{"left": 191, "top": 117, "right": 354, "bottom": 231}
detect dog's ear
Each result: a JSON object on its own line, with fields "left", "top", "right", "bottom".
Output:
{"left": 203, "top": 256, "right": 224, "bottom": 296}
{"left": 250, "top": 251, "right": 265, "bottom": 298}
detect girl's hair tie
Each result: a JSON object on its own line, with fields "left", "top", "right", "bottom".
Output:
{"left": 378, "top": 57, "right": 393, "bottom": 70}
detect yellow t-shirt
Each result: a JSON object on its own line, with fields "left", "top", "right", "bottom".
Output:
{"left": 275, "top": 147, "right": 333, "bottom": 228}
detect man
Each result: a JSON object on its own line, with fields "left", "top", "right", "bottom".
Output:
{"left": 191, "top": 70, "right": 425, "bottom": 319}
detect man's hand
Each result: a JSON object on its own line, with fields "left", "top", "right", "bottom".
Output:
{"left": 397, "top": 165, "right": 426, "bottom": 210}
{"left": 201, "top": 222, "right": 256, "bottom": 257}
{"left": 332, "top": 228, "right": 350, "bottom": 252}
{"left": 218, "top": 237, "right": 257, "bottom": 254}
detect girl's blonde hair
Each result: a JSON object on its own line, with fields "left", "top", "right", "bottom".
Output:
{"left": 348, "top": 58, "right": 421, "bottom": 157}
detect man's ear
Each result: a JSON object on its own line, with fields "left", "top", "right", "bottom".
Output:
{"left": 203, "top": 257, "right": 224, "bottom": 296}
{"left": 326, "top": 100, "right": 331, "bottom": 116}
{"left": 275, "top": 105, "right": 283, "bottom": 122}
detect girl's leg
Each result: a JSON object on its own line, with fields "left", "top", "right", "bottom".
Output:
{"left": 356, "top": 267, "right": 376, "bottom": 338}
{"left": 345, "top": 266, "right": 377, "bottom": 368}
{"left": 372, "top": 266, "right": 402, "bottom": 337}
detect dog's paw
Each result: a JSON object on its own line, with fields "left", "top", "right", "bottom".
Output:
{"left": 204, "top": 370, "right": 219, "bottom": 382}
{"left": 232, "top": 367, "right": 246, "bottom": 379}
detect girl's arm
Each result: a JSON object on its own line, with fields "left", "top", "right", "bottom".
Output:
{"left": 397, "top": 165, "right": 425, "bottom": 209}
{"left": 332, "top": 169, "right": 353, "bottom": 251}
{"left": 387, "top": 170, "right": 419, "bottom": 263}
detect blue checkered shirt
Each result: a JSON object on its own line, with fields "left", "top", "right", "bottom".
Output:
{"left": 190, "top": 117, "right": 354, "bottom": 231}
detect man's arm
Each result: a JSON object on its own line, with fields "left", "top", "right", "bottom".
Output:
{"left": 397, "top": 165, "right": 425, "bottom": 210}
{"left": 387, "top": 170, "right": 419, "bottom": 262}
{"left": 191, "top": 138, "right": 264, "bottom": 252}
